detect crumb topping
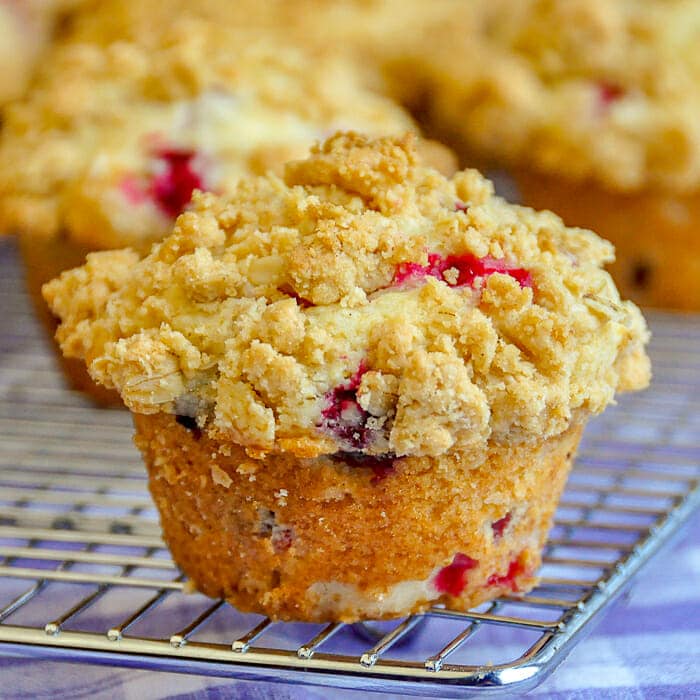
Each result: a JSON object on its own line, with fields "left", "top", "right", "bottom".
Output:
{"left": 405, "top": 0, "right": 700, "bottom": 191}
{"left": 44, "top": 133, "right": 651, "bottom": 460}
{"left": 0, "top": 17, "right": 419, "bottom": 248}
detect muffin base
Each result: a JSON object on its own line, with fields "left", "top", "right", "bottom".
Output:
{"left": 514, "top": 170, "right": 700, "bottom": 310}
{"left": 19, "top": 233, "right": 122, "bottom": 406}
{"left": 134, "top": 413, "right": 584, "bottom": 622}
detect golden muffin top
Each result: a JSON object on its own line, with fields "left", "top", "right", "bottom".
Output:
{"left": 44, "top": 133, "right": 650, "bottom": 463}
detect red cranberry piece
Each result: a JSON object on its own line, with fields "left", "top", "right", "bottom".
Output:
{"left": 150, "top": 148, "right": 204, "bottom": 218}
{"left": 271, "top": 526, "right": 293, "bottom": 553}
{"left": 475, "top": 257, "right": 533, "bottom": 288}
{"left": 320, "top": 363, "right": 373, "bottom": 450}
{"left": 455, "top": 200, "right": 468, "bottom": 212}
{"left": 491, "top": 512, "right": 512, "bottom": 539}
{"left": 278, "top": 285, "right": 314, "bottom": 308}
{"left": 434, "top": 553, "right": 479, "bottom": 597}
{"left": 487, "top": 556, "right": 527, "bottom": 592}
{"left": 393, "top": 253, "right": 532, "bottom": 289}
{"left": 393, "top": 260, "right": 434, "bottom": 285}
{"left": 369, "top": 462, "right": 396, "bottom": 485}
{"left": 597, "top": 82, "right": 625, "bottom": 112}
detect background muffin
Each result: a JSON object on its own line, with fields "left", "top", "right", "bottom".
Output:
{"left": 0, "top": 11, "right": 453, "bottom": 402}
{"left": 0, "top": 22, "right": 425, "bottom": 250}
{"left": 43, "top": 134, "right": 650, "bottom": 620}
{"left": 392, "top": 0, "right": 700, "bottom": 309}
{"left": 0, "top": 0, "right": 81, "bottom": 106}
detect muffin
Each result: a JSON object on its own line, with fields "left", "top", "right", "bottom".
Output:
{"left": 0, "top": 15, "right": 452, "bottom": 403}
{"left": 393, "top": 0, "right": 700, "bottom": 309}
{"left": 43, "top": 133, "right": 650, "bottom": 621}
{"left": 0, "top": 0, "right": 79, "bottom": 106}
{"left": 65, "top": 0, "right": 458, "bottom": 92}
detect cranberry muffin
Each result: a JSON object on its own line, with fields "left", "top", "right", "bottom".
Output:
{"left": 0, "top": 15, "right": 451, "bottom": 403}
{"left": 393, "top": 0, "right": 700, "bottom": 309}
{"left": 0, "top": 0, "right": 81, "bottom": 106}
{"left": 43, "top": 133, "right": 650, "bottom": 621}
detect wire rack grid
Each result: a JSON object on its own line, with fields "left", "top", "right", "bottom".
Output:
{"left": 0, "top": 239, "right": 698, "bottom": 698}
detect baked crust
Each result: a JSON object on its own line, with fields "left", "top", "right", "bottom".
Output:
{"left": 136, "top": 412, "right": 583, "bottom": 622}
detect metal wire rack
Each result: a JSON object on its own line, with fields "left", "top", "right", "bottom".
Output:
{"left": 0, "top": 238, "right": 698, "bottom": 697}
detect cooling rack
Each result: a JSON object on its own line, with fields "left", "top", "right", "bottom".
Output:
{"left": 0, "top": 239, "right": 698, "bottom": 698}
